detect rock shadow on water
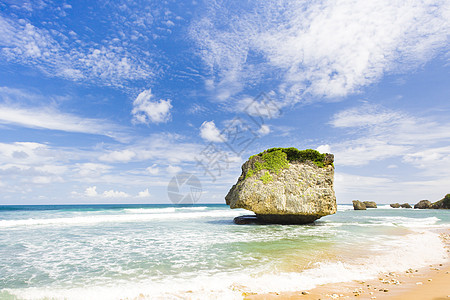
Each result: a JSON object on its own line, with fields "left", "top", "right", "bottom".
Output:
{"left": 233, "top": 215, "right": 320, "bottom": 225}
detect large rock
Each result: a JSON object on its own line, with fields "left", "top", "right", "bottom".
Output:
{"left": 225, "top": 148, "right": 336, "bottom": 224}
{"left": 414, "top": 200, "right": 432, "bottom": 209}
{"left": 400, "top": 203, "right": 412, "bottom": 208}
{"left": 363, "top": 201, "right": 377, "bottom": 208}
{"left": 352, "top": 200, "right": 367, "bottom": 210}
{"left": 431, "top": 194, "right": 450, "bottom": 209}
{"left": 390, "top": 203, "right": 401, "bottom": 208}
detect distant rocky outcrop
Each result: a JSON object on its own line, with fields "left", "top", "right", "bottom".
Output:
{"left": 363, "top": 201, "right": 377, "bottom": 208}
{"left": 413, "top": 194, "right": 450, "bottom": 209}
{"left": 391, "top": 203, "right": 412, "bottom": 208}
{"left": 225, "top": 148, "right": 336, "bottom": 224}
{"left": 431, "top": 194, "right": 450, "bottom": 209}
{"left": 352, "top": 200, "right": 366, "bottom": 210}
{"left": 414, "top": 200, "right": 432, "bottom": 209}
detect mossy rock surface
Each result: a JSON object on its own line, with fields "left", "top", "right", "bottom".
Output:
{"left": 246, "top": 147, "right": 331, "bottom": 181}
{"left": 431, "top": 193, "right": 450, "bottom": 209}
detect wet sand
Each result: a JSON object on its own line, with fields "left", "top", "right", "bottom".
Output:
{"left": 245, "top": 231, "right": 450, "bottom": 300}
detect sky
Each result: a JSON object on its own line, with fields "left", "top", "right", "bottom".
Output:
{"left": 0, "top": 0, "right": 449, "bottom": 205}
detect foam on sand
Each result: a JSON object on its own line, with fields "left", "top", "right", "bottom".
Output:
{"left": 3, "top": 230, "right": 447, "bottom": 299}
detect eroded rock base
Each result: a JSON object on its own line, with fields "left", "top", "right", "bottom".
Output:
{"left": 233, "top": 214, "right": 319, "bottom": 225}
{"left": 257, "top": 214, "right": 319, "bottom": 224}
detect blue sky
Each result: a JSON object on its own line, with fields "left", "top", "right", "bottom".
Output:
{"left": 0, "top": 0, "right": 449, "bottom": 205}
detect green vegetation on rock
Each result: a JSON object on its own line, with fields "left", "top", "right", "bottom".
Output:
{"left": 245, "top": 147, "right": 329, "bottom": 179}
{"left": 260, "top": 171, "right": 273, "bottom": 184}
{"left": 265, "top": 147, "right": 327, "bottom": 167}
{"left": 445, "top": 194, "right": 450, "bottom": 206}
{"left": 435, "top": 193, "right": 450, "bottom": 209}
{"left": 245, "top": 149, "right": 289, "bottom": 179}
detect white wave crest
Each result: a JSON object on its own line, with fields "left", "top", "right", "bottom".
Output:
{"left": 0, "top": 210, "right": 245, "bottom": 228}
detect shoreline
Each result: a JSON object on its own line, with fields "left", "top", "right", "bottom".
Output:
{"left": 245, "top": 230, "right": 450, "bottom": 300}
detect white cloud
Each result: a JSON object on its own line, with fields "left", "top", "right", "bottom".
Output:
{"left": 0, "top": 142, "right": 54, "bottom": 165}
{"left": 316, "top": 144, "right": 331, "bottom": 154}
{"left": 166, "top": 165, "right": 182, "bottom": 174}
{"left": 0, "top": 104, "right": 127, "bottom": 141}
{"left": 199, "top": 121, "right": 226, "bottom": 142}
{"left": 335, "top": 172, "right": 393, "bottom": 191}
{"left": 35, "top": 165, "right": 68, "bottom": 175}
{"left": 330, "top": 104, "right": 401, "bottom": 128}
{"left": 102, "top": 189, "right": 130, "bottom": 198}
{"left": 191, "top": 0, "right": 449, "bottom": 101}
{"left": 146, "top": 164, "right": 159, "bottom": 175}
{"left": 402, "top": 146, "right": 450, "bottom": 177}
{"left": 96, "top": 133, "right": 204, "bottom": 166}
{"left": 132, "top": 89, "right": 172, "bottom": 124}
{"left": 0, "top": 12, "right": 155, "bottom": 87}
{"left": 187, "top": 103, "right": 207, "bottom": 115}
{"left": 76, "top": 163, "right": 111, "bottom": 177}
{"left": 0, "top": 134, "right": 231, "bottom": 201}
{"left": 258, "top": 124, "right": 270, "bottom": 136}
{"left": 333, "top": 139, "right": 409, "bottom": 166}
{"left": 137, "top": 188, "right": 151, "bottom": 198}
{"left": 84, "top": 186, "right": 130, "bottom": 198}
{"left": 329, "top": 104, "right": 450, "bottom": 166}
{"left": 85, "top": 186, "right": 98, "bottom": 197}
{"left": 99, "top": 150, "right": 136, "bottom": 163}
{"left": 32, "top": 176, "right": 63, "bottom": 184}
{"left": 236, "top": 94, "right": 282, "bottom": 118}
{"left": 334, "top": 171, "right": 450, "bottom": 204}
{"left": 334, "top": 172, "right": 394, "bottom": 202}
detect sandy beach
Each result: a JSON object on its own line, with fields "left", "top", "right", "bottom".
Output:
{"left": 246, "top": 231, "right": 450, "bottom": 300}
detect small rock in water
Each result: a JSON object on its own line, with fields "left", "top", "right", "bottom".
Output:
{"left": 353, "top": 200, "right": 367, "bottom": 210}
{"left": 383, "top": 289, "right": 389, "bottom": 292}
{"left": 302, "top": 291, "right": 309, "bottom": 295}
{"left": 428, "top": 279, "right": 432, "bottom": 281}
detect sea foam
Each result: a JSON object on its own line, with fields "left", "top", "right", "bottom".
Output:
{"left": 3, "top": 230, "right": 447, "bottom": 300}
{"left": 0, "top": 209, "right": 245, "bottom": 228}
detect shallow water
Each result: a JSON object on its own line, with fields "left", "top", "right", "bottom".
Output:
{"left": 0, "top": 204, "right": 449, "bottom": 299}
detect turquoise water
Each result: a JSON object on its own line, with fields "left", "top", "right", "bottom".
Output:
{"left": 0, "top": 204, "right": 449, "bottom": 299}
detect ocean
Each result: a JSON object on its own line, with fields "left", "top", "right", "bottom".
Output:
{"left": 0, "top": 204, "right": 449, "bottom": 299}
